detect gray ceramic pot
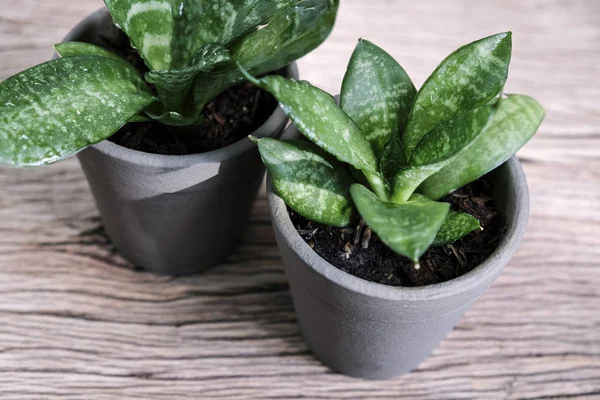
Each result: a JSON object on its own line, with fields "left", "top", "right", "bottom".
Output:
{"left": 268, "top": 127, "right": 530, "bottom": 379}
{"left": 65, "top": 9, "right": 298, "bottom": 275}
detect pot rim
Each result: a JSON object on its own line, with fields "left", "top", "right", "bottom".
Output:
{"left": 64, "top": 8, "right": 298, "bottom": 169}
{"left": 268, "top": 127, "right": 529, "bottom": 302}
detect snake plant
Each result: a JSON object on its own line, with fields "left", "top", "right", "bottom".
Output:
{"left": 0, "top": 0, "right": 339, "bottom": 167}
{"left": 245, "top": 33, "right": 545, "bottom": 265}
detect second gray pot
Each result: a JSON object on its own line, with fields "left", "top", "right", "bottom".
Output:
{"left": 67, "top": 9, "right": 298, "bottom": 275}
{"left": 268, "top": 126, "right": 530, "bottom": 379}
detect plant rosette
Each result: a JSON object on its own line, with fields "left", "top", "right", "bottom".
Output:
{"left": 0, "top": 1, "right": 339, "bottom": 275}
{"left": 244, "top": 34, "right": 544, "bottom": 378}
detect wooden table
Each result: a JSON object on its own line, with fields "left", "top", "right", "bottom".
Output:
{"left": 1, "top": 1, "right": 599, "bottom": 398}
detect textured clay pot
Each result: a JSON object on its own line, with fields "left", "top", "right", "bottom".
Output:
{"left": 65, "top": 9, "right": 298, "bottom": 275}
{"left": 268, "top": 127, "right": 530, "bottom": 379}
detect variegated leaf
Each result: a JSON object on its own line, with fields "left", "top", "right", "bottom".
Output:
{"left": 242, "top": 72, "right": 379, "bottom": 174}
{"left": 389, "top": 106, "right": 493, "bottom": 203}
{"left": 432, "top": 211, "right": 481, "bottom": 246}
{"left": 232, "top": 0, "right": 338, "bottom": 74}
{"left": 380, "top": 136, "right": 406, "bottom": 181}
{"left": 419, "top": 94, "right": 545, "bottom": 199}
{"left": 104, "top": 0, "right": 175, "bottom": 71}
{"left": 54, "top": 42, "right": 133, "bottom": 69}
{"left": 104, "top": 0, "right": 297, "bottom": 70}
{"left": 188, "top": 0, "right": 339, "bottom": 118}
{"left": 257, "top": 138, "right": 355, "bottom": 227}
{"left": 409, "top": 194, "right": 480, "bottom": 246}
{"left": 410, "top": 105, "right": 493, "bottom": 166}
{"left": 402, "top": 32, "right": 512, "bottom": 160}
{"left": 145, "top": 43, "right": 231, "bottom": 113}
{"left": 350, "top": 184, "right": 449, "bottom": 263}
{"left": 0, "top": 56, "right": 155, "bottom": 166}
{"left": 341, "top": 39, "right": 416, "bottom": 157}
{"left": 389, "top": 164, "right": 446, "bottom": 204}
{"left": 171, "top": 0, "right": 297, "bottom": 67}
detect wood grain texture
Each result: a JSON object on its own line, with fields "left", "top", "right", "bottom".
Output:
{"left": 1, "top": 0, "right": 599, "bottom": 399}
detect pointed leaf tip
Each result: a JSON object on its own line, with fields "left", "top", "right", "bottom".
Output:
{"left": 341, "top": 39, "right": 416, "bottom": 158}
{"left": 350, "top": 184, "right": 449, "bottom": 262}
{"left": 402, "top": 32, "right": 513, "bottom": 160}
{"left": 418, "top": 94, "right": 545, "bottom": 199}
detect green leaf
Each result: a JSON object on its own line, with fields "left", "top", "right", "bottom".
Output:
{"left": 410, "top": 105, "right": 493, "bottom": 166}
{"left": 187, "top": 0, "right": 339, "bottom": 119}
{"left": 380, "top": 136, "right": 407, "bottom": 180}
{"left": 257, "top": 138, "right": 355, "bottom": 227}
{"left": 128, "top": 114, "right": 152, "bottom": 122}
{"left": 0, "top": 56, "right": 155, "bottom": 166}
{"left": 104, "top": 0, "right": 297, "bottom": 70}
{"left": 350, "top": 184, "right": 449, "bottom": 262}
{"left": 232, "top": 0, "right": 338, "bottom": 74}
{"left": 341, "top": 39, "right": 416, "bottom": 157}
{"left": 402, "top": 32, "right": 512, "bottom": 160}
{"left": 54, "top": 42, "right": 133, "bottom": 69}
{"left": 389, "top": 106, "right": 493, "bottom": 203}
{"left": 171, "top": 0, "right": 298, "bottom": 68}
{"left": 419, "top": 94, "right": 545, "bottom": 199}
{"left": 432, "top": 211, "right": 480, "bottom": 246}
{"left": 105, "top": 0, "right": 337, "bottom": 120}
{"left": 244, "top": 72, "right": 379, "bottom": 174}
{"left": 104, "top": 0, "right": 175, "bottom": 71}
{"left": 389, "top": 164, "right": 446, "bottom": 204}
{"left": 145, "top": 43, "right": 232, "bottom": 113}
{"left": 409, "top": 194, "right": 480, "bottom": 246}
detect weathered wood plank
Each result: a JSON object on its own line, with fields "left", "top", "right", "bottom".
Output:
{"left": 1, "top": 0, "right": 599, "bottom": 399}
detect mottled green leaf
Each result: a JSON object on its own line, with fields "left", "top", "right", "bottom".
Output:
{"left": 389, "top": 106, "right": 493, "bottom": 203}
{"left": 419, "top": 94, "right": 545, "bottom": 199}
{"left": 432, "top": 211, "right": 480, "bottom": 246}
{"left": 380, "top": 136, "right": 407, "bottom": 180}
{"left": 257, "top": 138, "right": 355, "bottom": 227}
{"left": 104, "top": 0, "right": 175, "bottom": 71}
{"left": 105, "top": 0, "right": 337, "bottom": 121}
{"left": 0, "top": 56, "right": 155, "bottom": 166}
{"left": 145, "top": 43, "right": 231, "bottom": 113}
{"left": 410, "top": 105, "right": 493, "bottom": 166}
{"left": 409, "top": 194, "right": 480, "bottom": 246}
{"left": 232, "top": 0, "right": 338, "bottom": 74}
{"left": 341, "top": 39, "right": 416, "bottom": 157}
{"left": 389, "top": 164, "right": 445, "bottom": 204}
{"left": 186, "top": 0, "right": 338, "bottom": 118}
{"left": 54, "top": 42, "right": 133, "bottom": 69}
{"left": 104, "top": 0, "right": 297, "bottom": 70}
{"left": 243, "top": 72, "right": 379, "bottom": 174}
{"left": 350, "top": 184, "right": 449, "bottom": 262}
{"left": 170, "top": 0, "right": 298, "bottom": 68}
{"left": 402, "top": 32, "right": 512, "bottom": 160}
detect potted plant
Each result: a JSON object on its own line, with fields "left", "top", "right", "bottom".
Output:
{"left": 0, "top": 0, "right": 339, "bottom": 275}
{"left": 242, "top": 33, "right": 545, "bottom": 378}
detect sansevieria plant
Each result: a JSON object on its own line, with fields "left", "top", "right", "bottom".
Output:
{"left": 0, "top": 0, "right": 339, "bottom": 167}
{"left": 243, "top": 33, "right": 545, "bottom": 267}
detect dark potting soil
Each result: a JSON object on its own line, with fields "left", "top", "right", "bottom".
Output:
{"left": 289, "top": 177, "right": 506, "bottom": 287}
{"left": 91, "top": 20, "right": 279, "bottom": 155}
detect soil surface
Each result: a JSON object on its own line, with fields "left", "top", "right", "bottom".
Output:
{"left": 289, "top": 177, "right": 506, "bottom": 287}
{"left": 91, "top": 21, "right": 279, "bottom": 155}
